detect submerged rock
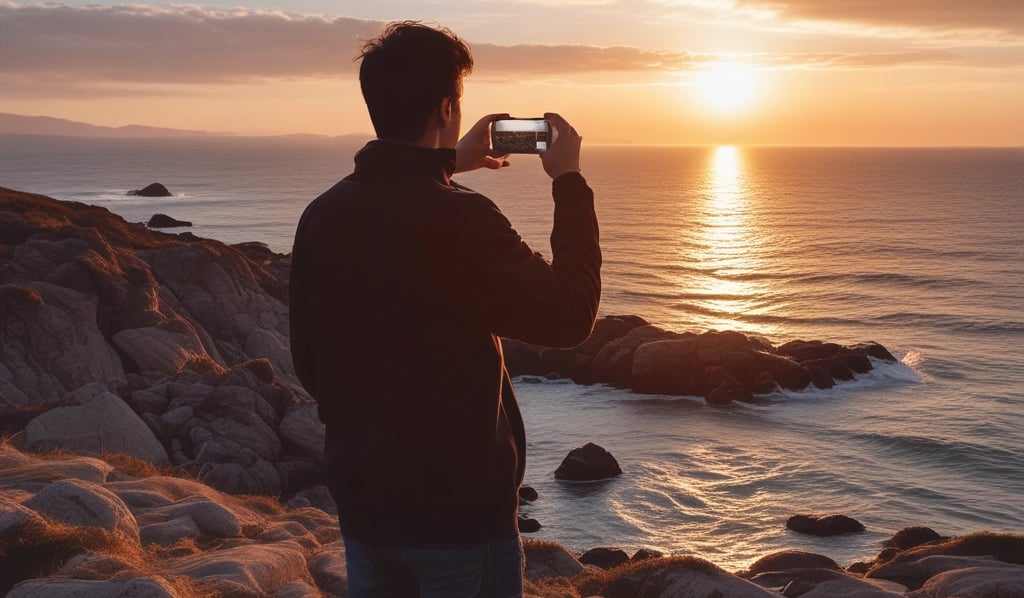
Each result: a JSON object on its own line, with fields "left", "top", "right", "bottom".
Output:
{"left": 787, "top": 513, "right": 866, "bottom": 536}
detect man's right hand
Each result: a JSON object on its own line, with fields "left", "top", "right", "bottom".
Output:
{"left": 541, "top": 113, "right": 582, "bottom": 179}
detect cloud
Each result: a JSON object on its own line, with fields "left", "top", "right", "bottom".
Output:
{"left": 472, "top": 44, "right": 699, "bottom": 74}
{"left": 0, "top": 3, "right": 383, "bottom": 83}
{"left": 735, "top": 0, "right": 1024, "bottom": 37}
{"left": 0, "top": 1, "right": 1013, "bottom": 98}
{"left": 772, "top": 50, "right": 965, "bottom": 69}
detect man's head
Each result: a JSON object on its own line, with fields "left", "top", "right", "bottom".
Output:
{"left": 358, "top": 22, "right": 473, "bottom": 144}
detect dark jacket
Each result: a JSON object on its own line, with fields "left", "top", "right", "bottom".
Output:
{"left": 289, "top": 139, "right": 601, "bottom": 545}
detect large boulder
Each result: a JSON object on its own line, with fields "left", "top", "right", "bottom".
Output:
{"left": 580, "top": 556, "right": 778, "bottom": 597}
{"left": 8, "top": 578, "right": 180, "bottom": 598}
{"left": 554, "top": 442, "right": 622, "bottom": 481}
{"left": 25, "top": 478, "right": 140, "bottom": 543}
{"left": 580, "top": 546, "right": 630, "bottom": 570}
{"left": 523, "top": 540, "right": 586, "bottom": 581}
{"left": 630, "top": 336, "right": 701, "bottom": 395}
{"left": 0, "top": 283, "right": 125, "bottom": 415}
{"left": 24, "top": 392, "right": 169, "bottom": 465}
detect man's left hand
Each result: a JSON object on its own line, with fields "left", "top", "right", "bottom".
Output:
{"left": 455, "top": 113, "right": 511, "bottom": 174}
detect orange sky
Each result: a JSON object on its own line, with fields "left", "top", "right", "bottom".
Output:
{"left": 1, "top": 1, "right": 1022, "bottom": 145}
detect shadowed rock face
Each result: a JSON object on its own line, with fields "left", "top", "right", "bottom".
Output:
{"left": 503, "top": 315, "right": 897, "bottom": 405}
{"left": 0, "top": 187, "right": 317, "bottom": 496}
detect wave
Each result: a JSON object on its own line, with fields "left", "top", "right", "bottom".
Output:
{"left": 850, "top": 431, "right": 1024, "bottom": 480}
{"left": 795, "top": 271, "right": 985, "bottom": 291}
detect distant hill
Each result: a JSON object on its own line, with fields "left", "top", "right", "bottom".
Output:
{"left": 0, "top": 113, "right": 233, "bottom": 138}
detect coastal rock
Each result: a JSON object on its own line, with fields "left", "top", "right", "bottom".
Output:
{"left": 784, "top": 573, "right": 907, "bottom": 597}
{"left": 308, "top": 548, "right": 348, "bottom": 596}
{"left": 910, "top": 563, "right": 1024, "bottom": 597}
{"left": 744, "top": 550, "right": 843, "bottom": 577}
{"left": 870, "top": 555, "right": 1023, "bottom": 591}
{"left": 518, "top": 485, "right": 539, "bottom": 502}
{"left": 632, "top": 548, "right": 665, "bottom": 561}
{"left": 578, "top": 556, "right": 778, "bottom": 597}
{"left": 279, "top": 404, "right": 325, "bottom": 461}
{"left": 128, "top": 182, "right": 172, "bottom": 197}
{"left": 165, "top": 542, "right": 311, "bottom": 596}
{"left": 112, "top": 324, "right": 215, "bottom": 375}
{"left": 787, "top": 513, "right": 866, "bottom": 536}
{"left": 523, "top": 540, "right": 587, "bottom": 581}
{"left": 505, "top": 314, "right": 897, "bottom": 404}
{"left": 554, "top": 442, "right": 622, "bottom": 481}
{"left": 7, "top": 578, "right": 180, "bottom": 598}
{"left": 518, "top": 516, "right": 542, "bottom": 533}
{"left": 25, "top": 479, "right": 140, "bottom": 543}
{"left": 146, "top": 213, "right": 192, "bottom": 228}
{"left": 0, "top": 495, "right": 43, "bottom": 538}
{"left": 139, "top": 515, "right": 202, "bottom": 546}
{"left": 587, "top": 324, "right": 676, "bottom": 387}
{"left": 884, "top": 526, "right": 944, "bottom": 550}
{"left": 580, "top": 546, "right": 630, "bottom": 569}
{"left": 23, "top": 392, "right": 169, "bottom": 465}
{"left": 0, "top": 283, "right": 126, "bottom": 416}
{"left": 630, "top": 336, "right": 701, "bottom": 395}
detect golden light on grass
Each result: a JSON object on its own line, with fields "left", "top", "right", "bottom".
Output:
{"left": 695, "top": 63, "right": 759, "bottom": 114}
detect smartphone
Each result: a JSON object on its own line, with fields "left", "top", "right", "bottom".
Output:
{"left": 491, "top": 118, "right": 550, "bottom": 154}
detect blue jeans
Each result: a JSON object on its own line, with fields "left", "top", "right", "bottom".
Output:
{"left": 342, "top": 534, "right": 524, "bottom": 597}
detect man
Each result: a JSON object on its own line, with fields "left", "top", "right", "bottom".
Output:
{"left": 289, "top": 21, "right": 601, "bottom": 596}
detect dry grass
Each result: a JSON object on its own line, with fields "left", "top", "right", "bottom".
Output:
{"left": 15, "top": 442, "right": 182, "bottom": 480}
{"left": 1, "top": 516, "right": 225, "bottom": 597}
{"left": 98, "top": 451, "right": 179, "bottom": 478}
{"left": 574, "top": 555, "right": 721, "bottom": 598}
{"left": 0, "top": 519, "right": 135, "bottom": 593}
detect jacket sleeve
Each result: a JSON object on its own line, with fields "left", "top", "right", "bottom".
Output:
{"left": 454, "top": 172, "right": 601, "bottom": 348}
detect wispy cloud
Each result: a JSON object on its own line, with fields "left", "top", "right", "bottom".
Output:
{"left": 0, "top": 1, "right": 1011, "bottom": 98}
{"left": 734, "top": 0, "right": 1024, "bottom": 37}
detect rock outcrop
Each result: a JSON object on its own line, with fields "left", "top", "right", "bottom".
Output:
{"left": 147, "top": 213, "right": 192, "bottom": 228}
{"left": 554, "top": 442, "right": 622, "bottom": 481}
{"left": 503, "top": 315, "right": 898, "bottom": 405}
{"left": 0, "top": 187, "right": 317, "bottom": 496}
{"left": 127, "top": 182, "right": 172, "bottom": 197}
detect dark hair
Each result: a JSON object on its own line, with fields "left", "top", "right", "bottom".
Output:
{"left": 358, "top": 22, "right": 474, "bottom": 141}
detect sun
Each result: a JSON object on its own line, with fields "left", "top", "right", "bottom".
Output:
{"left": 695, "top": 63, "right": 759, "bottom": 113}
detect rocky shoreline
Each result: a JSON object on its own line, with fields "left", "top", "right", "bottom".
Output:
{"left": 2, "top": 187, "right": 1022, "bottom": 596}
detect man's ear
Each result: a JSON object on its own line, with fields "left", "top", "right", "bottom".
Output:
{"left": 439, "top": 96, "right": 455, "bottom": 128}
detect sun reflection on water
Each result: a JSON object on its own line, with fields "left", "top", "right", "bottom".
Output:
{"left": 684, "top": 146, "right": 774, "bottom": 335}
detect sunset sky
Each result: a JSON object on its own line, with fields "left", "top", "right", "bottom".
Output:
{"left": 1, "top": 1, "right": 1022, "bottom": 145}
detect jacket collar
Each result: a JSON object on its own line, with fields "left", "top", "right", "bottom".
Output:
{"left": 352, "top": 139, "right": 457, "bottom": 185}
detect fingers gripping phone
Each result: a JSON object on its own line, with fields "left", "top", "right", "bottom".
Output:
{"left": 490, "top": 118, "right": 550, "bottom": 154}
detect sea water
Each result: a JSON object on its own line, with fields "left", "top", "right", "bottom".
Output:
{"left": 2, "top": 136, "right": 1022, "bottom": 568}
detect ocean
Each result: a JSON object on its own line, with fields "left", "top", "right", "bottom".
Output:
{"left": 1, "top": 135, "right": 1022, "bottom": 569}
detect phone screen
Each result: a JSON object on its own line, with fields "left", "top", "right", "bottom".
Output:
{"left": 491, "top": 118, "right": 550, "bottom": 154}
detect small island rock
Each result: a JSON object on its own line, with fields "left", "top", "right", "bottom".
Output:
{"left": 554, "top": 442, "right": 622, "bottom": 481}
{"left": 147, "top": 213, "right": 192, "bottom": 228}
{"left": 128, "top": 183, "right": 173, "bottom": 197}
